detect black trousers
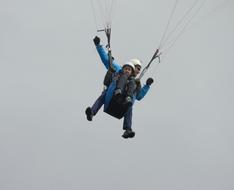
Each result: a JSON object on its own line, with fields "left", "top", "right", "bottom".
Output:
{"left": 116, "top": 74, "right": 136, "bottom": 98}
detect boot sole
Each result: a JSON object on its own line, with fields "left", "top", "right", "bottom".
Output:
{"left": 122, "top": 131, "right": 135, "bottom": 139}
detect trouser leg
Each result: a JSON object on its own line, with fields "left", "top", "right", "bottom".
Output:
{"left": 126, "top": 80, "right": 136, "bottom": 98}
{"left": 123, "top": 106, "right": 133, "bottom": 130}
{"left": 91, "top": 90, "right": 106, "bottom": 115}
{"left": 116, "top": 74, "right": 128, "bottom": 92}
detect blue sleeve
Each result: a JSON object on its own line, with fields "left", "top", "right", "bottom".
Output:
{"left": 136, "top": 84, "right": 150, "bottom": 101}
{"left": 96, "top": 45, "right": 122, "bottom": 72}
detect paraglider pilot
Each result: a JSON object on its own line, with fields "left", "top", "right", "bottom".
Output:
{"left": 85, "top": 36, "right": 154, "bottom": 138}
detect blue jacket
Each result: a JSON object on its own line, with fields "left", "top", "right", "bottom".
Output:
{"left": 96, "top": 45, "right": 122, "bottom": 72}
{"left": 96, "top": 45, "right": 150, "bottom": 109}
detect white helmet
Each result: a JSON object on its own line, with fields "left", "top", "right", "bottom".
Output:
{"left": 130, "top": 59, "right": 142, "bottom": 68}
{"left": 122, "top": 62, "right": 135, "bottom": 71}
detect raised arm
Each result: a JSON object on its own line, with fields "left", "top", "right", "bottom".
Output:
{"left": 94, "top": 36, "right": 122, "bottom": 72}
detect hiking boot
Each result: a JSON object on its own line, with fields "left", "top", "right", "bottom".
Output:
{"left": 85, "top": 107, "right": 93, "bottom": 121}
{"left": 122, "top": 129, "right": 135, "bottom": 139}
{"left": 128, "top": 130, "right": 135, "bottom": 138}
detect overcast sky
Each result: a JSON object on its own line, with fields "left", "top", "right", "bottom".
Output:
{"left": 0, "top": 0, "right": 234, "bottom": 190}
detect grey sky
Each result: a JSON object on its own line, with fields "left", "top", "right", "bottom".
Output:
{"left": 0, "top": 0, "right": 234, "bottom": 190}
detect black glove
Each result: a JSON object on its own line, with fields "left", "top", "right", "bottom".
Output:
{"left": 93, "top": 36, "right": 100, "bottom": 46}
{"left": 146, "top": 78, "right": 154, "bottom": 86}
